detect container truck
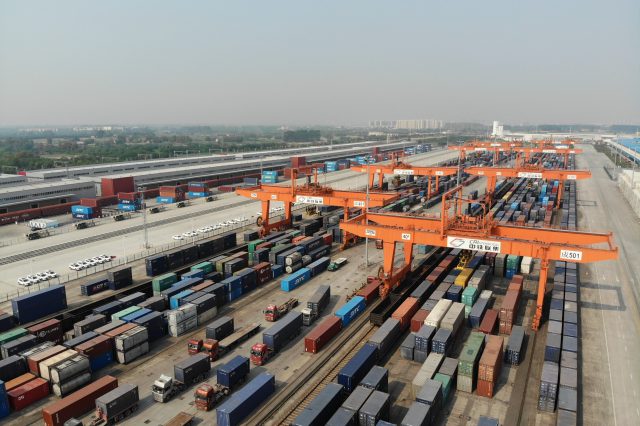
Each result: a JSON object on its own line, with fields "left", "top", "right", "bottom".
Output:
{"left": 302, "top": 285, "right": 330, "bottom": 326}
{"left": 264, "top": 298, "right": 298, "bottom": 322}
{"left": 250, "top": 311, "right": 302, "bottom": 365}
{"left": 187, "top": 322, "right": 260, "bottom": 361}
{"left": 91, "top": 384, "right": 139, "bottom": 425}
{"left": 152, "top": 353, "right": 211, "bottom": 403}
{"left": 194, "top": 384, "right": 230, "bottom": 411}
{"left": 327, "top": 257, "right": 347, "bottom": 271}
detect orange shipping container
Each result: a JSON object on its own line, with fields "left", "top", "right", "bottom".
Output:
{"left": 478, "top": 335, "right": 504, "bottom": 383}
{"left": 5, "top": 373, "right": 37, "bottom": 391}
{"left": 410, "top": 309, "right": 429, "bottom": 333}
{"left": 476, "top": 378, "right": 495, "bottom": 398}
{"left": 103, "top": 323, "right": 136, "bottom": 338}
{"left": 479, "top": 309, "right": 499, "bottom": 335}
{"left": 392, "top": 297, "right": 420, "bottom": 331}
{"left": 511, "top": 275, "right": 524, "bottom": 285}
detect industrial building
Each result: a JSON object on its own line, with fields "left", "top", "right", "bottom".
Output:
{"left": 0, "top": 179, "right": 96, "bottom": 214}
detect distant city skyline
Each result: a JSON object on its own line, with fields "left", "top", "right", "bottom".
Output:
{"left": 1, "top": 1, "right": 638, "bottom": 126}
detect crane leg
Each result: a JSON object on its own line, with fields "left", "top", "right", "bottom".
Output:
{"left": 532, "top": 258, "right": 550, "bottom": 330}
{"left": 427, "top": 176, "right": 432, "bottom": 200}
{"left": 556, "top": 181, "right": 565, "bottom": 209}
{"left": 368, "top": 173, "right": 375, "bottom": 190}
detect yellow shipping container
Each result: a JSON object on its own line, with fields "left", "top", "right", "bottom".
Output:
{"left": 454, "top": 267, "right": 474, "bottom": 287}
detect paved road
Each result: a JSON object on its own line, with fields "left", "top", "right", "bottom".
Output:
{"left": 575, "top": 144, "right": 640, "bottom": 426}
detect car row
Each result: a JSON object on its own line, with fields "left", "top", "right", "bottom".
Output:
{"left": 69, "top": 254, "right": 113, "bottom": 271}
{"left": 172, "top": 217, "right": 248, "bottom": 241}
{"left": 17, "top": 270, "right": 58, "bottom": 286}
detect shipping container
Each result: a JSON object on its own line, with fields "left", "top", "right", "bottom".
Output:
{"left": 206, "top": 316, "right": 234, "bottom": 341}
{"left": 358, "top": 390, "right": 390, "bottom": 425}
{"left": 1, "top": 334, "right": 38, "bottom": 359}
{"left": 342, "top": 385, "right": 373, "bottom": 413}
{"left": 263, "top": 311, "right": 303, "bottom": 352}
{"left": 95, "top": 384, "right": 139, "bottom": 422}
{"left": 335, "top": 296, "right": 366, "bottom": 328}
{"left": 26, "top": 345, "right": 67, "bottom": 375}
{"left": 360, "top": 366, "right": 388, "bottom": 393}
{"left": 368, "top": 318, "right": 401, "bottom": 356}
{"left": 7, "top": 377, "right": 49, "bottom": 411}
{"left": 392, "top": 297, "right": 420, "bottom": 331}
{"left": 11, "top": 285, "right": 67, "bottom": 324}
{"left": 0, "top": 355, "right": 27, "bottom": 382}
{"left": 337, "top": 343, "right": 378, "bottom": 393}
{"left": 292, "top": 383, "right": 344, "bottom": 426}
{"left": 73, "top": 315, "right": 107, "bottom": 337}
{"left": 281, "top": 268, "right": 312, "bottom": 292}
{"left": 400, "top": 401, "right": 432, "bottom": 426}
{"left": 216, "top": 372, "right": 275, "bottom": 426}
{"left": 217, "top": 355, "right": 250, "bottom": 389}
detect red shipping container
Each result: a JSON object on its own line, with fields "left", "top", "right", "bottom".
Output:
{"left": 8, "top": 377, "right": 49, "bottom": 411}
{"left": 27, "top": 345, "right": 67, "bottom": 375}
{"left": 292, "top": 236, "right": 307, "bottom": 244}
{"left": 476, "top": 378, "right": 495, "bottom": 398}
{"left": 191, "top": 280, "right": 214, "bottom": 292}
{"left": 511, "top": 275, "right": 524, "bottom": 286}
{"left": 291, "top": 156, "right": 307, "bottom": 167}
{"left": 5, "top": 373, "right": 36, "bottom": 391}
{"left": 101, "top": 177, "right": 134, "bottom": 197}
{"left": 253, "top": 262, "right": 272, "bottom": 285}
{"left": 256, "top": 242, "right": 273, "bottom": 250}
{"left": 75, "top": 334, "right": 113, "bottom": 359}
{"left": 508, "top": 282, "right": 522, "bottom": 294}
{"left": 27, "top": 318, "right": 63, "bottom": 344}
{"left": 42, "top": 375, "right": 118, "bottom": 426}
{"left": 478, "top": 335, "right": 504, "bottom": 383}
{"left": 392, "top": 297, "right": 420, "bottom": 331}
{"left": 322, "top": 233, "right": 333, "bottom": 246}
{"left": 80, "top": 198, "right": 99, "bottom": 208}
{"left": 479, "top": 309, "right": 499, "bottom": 334}
{"left": 410, "top": 309, "right": 429, "bottom": 333}
{"left": 356, "top": 281, "right": 380, "bottom": 305}
{"left": 304, "top": 316, "right": 342, "bottom": 354}
{"left": 103, "top": 323, "right": 136, "bottom": 339}
{"left": 117, "top": 192, "right": 140, "bottom": 201}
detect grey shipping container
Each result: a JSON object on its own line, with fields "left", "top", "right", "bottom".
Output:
{"left": 307, "top": 285, "right": 330, "bottom": 316}
{"left": 64, "top": 332, "right": 98, "bottom": 349}
{"left": 368, "top": 318, "right": 400, "bottom": 356}
{"left": 206, "top": 316, "right": 234, "bottom": 340}
{"left": 174, "top": 353, "right": 211, "bottom": 385}
{"left": 358, "top": 390, "right": 390, "bottom": 425}
{"left": 263, "top": 311, "right": 303, "bottom": 352}
{"left": 400, "top": 333, "right": 415, "bottom": 360}
{"left": 0, "top": 355, "right": 27, "bottom": 381}
{"left": 73, "top": 314, "right": 107, "bottom": 336}
{"left": 1, "top": 334, "right": 38, "bottom": 359}
{"left": 95, "top": 384, "right": 139, "bottom": 421}
{"left": 360, "top": 366, "right": 388, "bottom": 393}
{"left": 342, "top": 385, "right": 373, "bottom": 412}
{"left": 401, "top": 401, "right": 431, "bottom": 426}
{"left": 327, "top": 407, "right": 356, "bottom": 426}
{"left": 292, "top": 383, "right": 344, "bottom": 426}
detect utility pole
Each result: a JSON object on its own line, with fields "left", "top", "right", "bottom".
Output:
{"left": 138, "top": 186, "right": 149, "bottom": 249}
{"left": 365, "top": 161, "right": 370, "bottom": 267}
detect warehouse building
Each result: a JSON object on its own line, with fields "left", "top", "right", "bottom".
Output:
{"left": 0, "top": 179, "right": 96, "bottom": 214}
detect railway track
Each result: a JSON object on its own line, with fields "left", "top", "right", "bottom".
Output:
{"left": 245, "top": 306, "right": 379, "bottom": 426}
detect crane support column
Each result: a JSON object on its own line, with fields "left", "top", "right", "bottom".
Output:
{"left": 533, "top": 257, "right": 550, "bottom": 330}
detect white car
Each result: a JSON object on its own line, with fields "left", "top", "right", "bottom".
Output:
{"left": 173, "top": 235, "right": 184, "bottom": 240}
{"left": 84, "top": 259, "right": 97, "bottom": 267}
{"left": 196, "top": 228, "right": 208, "bottom": 234}
{"left": 225, "top": 220, "right": 234, "bottom": 226}
{"left": 100, "top": 255, "right": 112, "bottom": 262}
{"left": 92, "top": 257, "right": 105, "bottom": 264}
{"left": 217, "top": 222, "right": 226, "bottom": 227}
{"left": 44, "top": 270, "right": 58, "bottom": 279}
{"left": 35, "top": 272, "right": 49, "bottom": 281}
{"left": 26, "top": 275, "right": 41, "bottom": 284}
{"left": 183, "top": 231, "right": 197, "bottom": 238}
{"left": 17, "top": 277, "right": 31, "bottom": 286}
{"left": 69, "top": 263, "right": 83, "bottom": 271}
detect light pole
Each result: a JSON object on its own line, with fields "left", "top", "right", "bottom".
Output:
{"left": 138, "top": 186, "right": 149, "bottom": 249}
{"left": 365, "top": 161, "right": 370, "bottom": 267}
{"left": 122, "top": 236, "right": 127, "bottom": 262}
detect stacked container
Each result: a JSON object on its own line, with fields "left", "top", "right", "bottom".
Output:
{"left": 411, "top": 352, "right": 444, "bottom": 398}
{"left": 261, "top": 170, "right": 278, "bottom": 184}
{"left": 71, "top": 205, "right": 99, "bottom": 220}
{"left": 424, "top": 299, "right": 452, "bottom": 328}
{"left": 50, "top": 354, "right": 92, "bottom": 397}
{"left": 499, "top": 276, "right": 523, "bottom": 334}
{"left": 117, "top": 192, "right": 141, "bottom": 212}
{"left": 457, "top": 332, "right": 485, "bottom": 393}
{"left": 168, "top": 304, "right": 198, "bottom": 337}
{"left": 115, "top": 326, "right": 149, "bottom": 364}
{"left": 476, "top": 335, "right": 504, "bottom": 398}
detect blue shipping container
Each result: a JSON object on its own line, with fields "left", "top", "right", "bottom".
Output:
{"left": 156, "top": 196, "right": 175, "bottom": 204}
{"left": 216, "top": 372, "right": 275, "bottom": 426}
{"left": 0, "top": 380, "right": 10, "bottom": 419}
{"left": 133, "top": 311, "right": 166, "bottom": 341}
{"left": 11, "top": 285, "right": 67, "bottom": 324}
{"left": 81, "top": 277, "right": 111, "bottom": 296}
{"left": 146, "top": 254, "right": 169, "bottom": 277}
{"left": 188, "top": 191, "right": 209, "bottom": 198}
{"left": 90, "top": 350, "right": 114, "bottom": 371}
{"left": 71, "top": 205, "right": 93, "bottom": 214}
{"left": 307, "top": 257, "right": 330, "bottom": 277}
{"left": 337, "top": 343, "right": 378, "bottom": 392}
{"left": 334, "top": 296, "right": 366, "bottom": 327}
{"left": 117, "top": 203, "right": 138, "bottom": 211}
{"left": 170, "top": 290, "right": 194, "bottom": 310}
{"left": 93, "top": 300, "right": 124, "bottom": 318}
{"left": 182, "top": 270, "right": 205, "bottom": 280}
{"left": 121, "top": 308, "right": 152, "bottom": 323}
{"left": 280, "top": 268, "right": 312, "bottom": 292}
{"left": 272, "top": 264, "right": 284, "bottom": 278}
{"left": 217, "top": 356, "right": 250, "bottom": 389}
{"left": 160, "top": 278, "right": 202, "bottom": 301}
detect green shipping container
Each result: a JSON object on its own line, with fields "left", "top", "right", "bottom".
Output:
{"left": 458, "top": 332, "right": 485, "bottom": 377}
{"left": 247, "top": 239, "right": 265, "bottom": 254}
{"left": 0, "top": 328, "right": 28, "bottom": 346}
{"left": 434, "top": 373, "right": 452, "bottom": 401}
{"left": 287, "top": 230, "right": 301, "bottom": 238}
{"left": 215, "top": 257, "right": 233, "bottom": 273}
{"left": 506, "top": 255, "right": 521, "bottom": 269}
{"left": 111, "top": 306, "right": 140, "bottom": 322}
{"left": 461, "top": 286, "right": 478, "bottom": 307}
{"left": 192, "top": 261, "right": 214, "bottom": 275}
{"left": 152, "top": 273, "right": 178, "bottom": 294}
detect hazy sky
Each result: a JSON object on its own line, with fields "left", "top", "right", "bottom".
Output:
{"left": 1, "top": 1, "right": 638, "bottom": 126}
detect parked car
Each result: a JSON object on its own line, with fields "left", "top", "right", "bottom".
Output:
{"left": 44, "top": 270, "right": 58, "bottom": 278}
{"left": 17, "top": 277, "right": 31, "bottom": 286}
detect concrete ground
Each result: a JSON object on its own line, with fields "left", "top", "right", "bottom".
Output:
{"left": 0, "top": 149, "right": 458, "bottom": 297}
{"left": 572, "top": 144, "right": 640, "bottom": 426}
{"left": 7, "top": 241, "right": 390, "bottom": 426}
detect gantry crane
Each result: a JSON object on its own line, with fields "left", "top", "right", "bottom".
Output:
{"left": 512, "top": 146, "right": 582, "bottom": 169}
{"left": 448, "top": 144, "right": 518, "bottom": 164}
{"left": 351, "top": 156, "right": 459, "bottom": 200}
{"left": 464, "top": 166, "right": 591, "bottom": 208}
{"left": 339, "top": 185, "right": 618, "bottom": 330}
{"left": 236, "top": 169, "right": 399, "bottom": 237}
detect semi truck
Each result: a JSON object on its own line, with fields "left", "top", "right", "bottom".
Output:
{"left": 327, "top": 257, "right": 348, "bottom": 271}
{"left": 194, "top": 383, "right": 230, "bottom": 411}
{"left": 263, "top": 298, "right": 298, "bottom": 322}
{"left": 301, "top": 285, "right": 330, "bottom": 326}
{"left": 250, "top": 311, "right": 303, "bottom": 365}
{"left": 90, "top": 384, "right": 139, "bottom": 425}
{"left": 152, "top": 353, "right": 211, "bottom": 402}
{"left": 187, "top": 322, "right": 261, "bottom": 361}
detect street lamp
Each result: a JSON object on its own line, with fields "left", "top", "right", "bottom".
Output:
{"left": 138, "top": 186, "right": 149, "bottom": 249}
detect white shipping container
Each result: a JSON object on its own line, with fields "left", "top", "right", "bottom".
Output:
{"left": 50, "top": 354, "right": 90, "bottom": 383}
{"left": 52, "top": 372, "right": 91, "bottom": 397}
{"left": 285, "top": 252, "right": 302, "bottom": 266}
{"left": 29, "top": 218, "right": 59, "bottom": 229}
{"left": 39, "top": 349, "right": 77, "bottom": 381}
{"left": 169, "top": 316, "right": 198, "bottom": 337}
{"left": 197, "top": 307, "right": 217, "bottom": 325}
{"left": 468, "top": 265, "right": 490, "bottom": 290}
{"left": 457, "top": 373, "right": 473, "bottom": 393}
{"left": 411, "top": 352, "right": 444, "bottom": 397}
{"left": 115, "top": 326, "right": 148, "bottom": 352}
{"left": 167, "top": 303, "right": 197, "bottom": 329}
{"left": 116, "top": 341, "right": 149, "bottom": 364}
{"left": 424, "top": 299, "right": 453, "bottom": 328}
{"left": 480, "top": 290, "right": 493, "bottom": 300}
{"left": 521, "top": 257, "right": 533, "bottom": 274}
{"left": 440, "top": 302, "right": 465, "bottom": 336}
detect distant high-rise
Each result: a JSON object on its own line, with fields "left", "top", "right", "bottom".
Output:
{"left": 492, "top": 120, "right": 504, "bottom": 137}
{"left": 369, "top": 119, "right": 443, "bottom": 130}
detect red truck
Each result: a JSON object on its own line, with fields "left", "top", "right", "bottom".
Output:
{"left": 263, "top": 298, "right": 298, "bottom": 322}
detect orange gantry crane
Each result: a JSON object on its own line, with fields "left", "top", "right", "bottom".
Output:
{"left": 463, "top": 166, "right": 591, "bottom": 207}
{"left": 339, "top": 185, "right": 618, "bottom": 330}
{"left": 448, "top": 144, "right": 518, "bottom": 163}
{"left": 351, "top": 158, "right": 459, "bottom": 199}
{"left": 513, "top": 146, "right": 583, "bottom": 169}
{"left": 236, "top": 169, "right": 399, "bottom": 237}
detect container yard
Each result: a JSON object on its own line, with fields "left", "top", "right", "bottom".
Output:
{"left": 0, "top": 139, "right": 636, "bottom": 426}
